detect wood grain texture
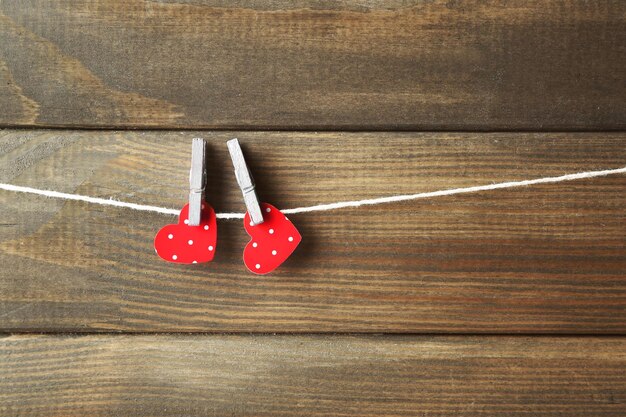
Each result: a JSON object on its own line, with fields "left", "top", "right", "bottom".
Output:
{"left": 1, "top": 130, "right": 625, "bottom": 333}
{"left": 1, "top": 0, "right": 625, "bottom": 129}
{"left": 1, "top": 335, "right": 625, "bottom": 416}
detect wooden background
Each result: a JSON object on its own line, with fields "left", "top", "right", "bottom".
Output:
{"left": 0, "top": 1, "right": 625, "bottom": 416}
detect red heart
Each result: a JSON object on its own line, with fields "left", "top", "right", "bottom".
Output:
{"left": 243, "top": 203, "right": 301, "bottom": 274}
{"left": 154, "top": 203, "right": 217, "bottom": 264}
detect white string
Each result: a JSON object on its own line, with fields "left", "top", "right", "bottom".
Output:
{"left": 1, "top": 166, "right": 624, "bottom": 219}
{"left": 281, "top": 166, "right": 626, "bottom": 215}
{"left": 0, "top": 184, "right": 180, "bottom": 215}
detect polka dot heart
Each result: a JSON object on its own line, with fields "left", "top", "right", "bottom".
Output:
{"left": 154, "top": 203, "right": 217, "bottom": 264}
{"left": 243, "top": 203, "right": 301, "bottom": 275}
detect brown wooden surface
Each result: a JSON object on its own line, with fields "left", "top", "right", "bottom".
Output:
{"left": 1, "top": 0, "right": 625, "bottom": 129}
{"left": 1, "top": 129, "right": 624, "bottom": 333}
{"left": 1, "top": 335, "right": 624, "bottom": 416}
{"left": 2, "top": 2, "right": 625, "bottom": 415}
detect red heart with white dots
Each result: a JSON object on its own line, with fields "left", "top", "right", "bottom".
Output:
{"left": 154, "top": 203, "right": 217, "bottom": 264}
{"left": 243, "top": 203, "right": 301, "bottom": 274}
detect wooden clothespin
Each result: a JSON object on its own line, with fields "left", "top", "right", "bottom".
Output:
{"left": 227, "top": 138, "right": 264, "bottom": 225}
{"left": 188, "top": 138, "right": 206, "bottom": 226}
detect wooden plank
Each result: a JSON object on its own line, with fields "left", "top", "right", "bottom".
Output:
{"left": 0, "top": 130, "right": 625, "bottom": 333}
{"left": 1, "top": 335, "right": 625, "bottom": 416}
{"left": 0, "top": 1, "right": 624, "bottom": 129}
